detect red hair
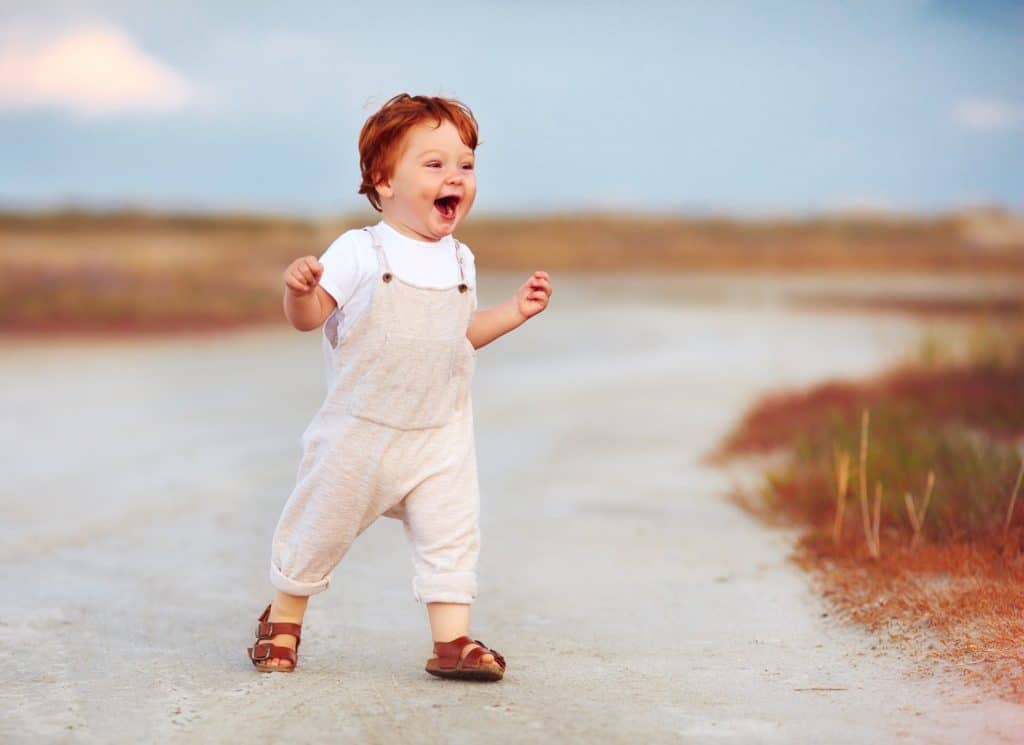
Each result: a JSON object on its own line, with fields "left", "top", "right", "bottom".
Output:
{"left": 358, "top": 93, "right": 479, "bottom": 211}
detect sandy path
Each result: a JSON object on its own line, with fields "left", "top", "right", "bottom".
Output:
{"left": 2, "top": 276, "right": 1023, "bottom": 744}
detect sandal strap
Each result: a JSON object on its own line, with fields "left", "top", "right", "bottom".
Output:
{"left": 432, "top": 635, "right": 473, "bottom": 669}
{"left": 255, "top": 620, "right": 302, "bottom": 642}
{"left": 472, "top": 638, "right": 506, "bottom": 670}
{"left": 248, "top": 643, "right": 297, "bottom": 666}
{"left": 461, "top": 646, "right": 488, "bottom": 669}
{"left": 254, "top": 604, "right": 302, "bottom": 648}
{"left": 432, "top": 635, "right": 505, "bottom": 671}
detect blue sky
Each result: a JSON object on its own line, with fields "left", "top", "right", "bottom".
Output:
{"left": 0, "top": 0, "right": 1021, "bottom": 216}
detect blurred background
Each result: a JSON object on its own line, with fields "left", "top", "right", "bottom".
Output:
{"left": 1, "top": 0, "right": 1022, "bottom": 332}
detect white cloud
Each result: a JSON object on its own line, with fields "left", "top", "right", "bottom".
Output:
{"left": 0, "top": 24, "right": 194, "bottom": 118}
{"left": 952, "top": 98, "right": 1024, "bottom": 133}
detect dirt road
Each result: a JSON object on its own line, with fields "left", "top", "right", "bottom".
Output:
{"left": 3, "top": 275, "right": 1023, "bottom": 743}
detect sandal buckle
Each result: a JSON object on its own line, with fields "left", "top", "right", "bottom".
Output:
{"left": 250, "top": 642, "right": 272, "bottom": 662}
{"left": 255, "top": 621, "right": 274, "bottom": 639}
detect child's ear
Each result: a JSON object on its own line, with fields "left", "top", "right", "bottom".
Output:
{"left": 375, "top": 178, "right": 394, "bottom": 200}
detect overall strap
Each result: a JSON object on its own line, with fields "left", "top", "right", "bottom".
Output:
{"left": 363, "top": 226, "right": 393, "bottom": 282}
{"left": 453, "top": 238, "right": 468, "bottom": 293}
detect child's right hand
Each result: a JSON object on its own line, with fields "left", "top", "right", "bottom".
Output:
{"left": 284, "top": 256, "right": 324, "bottom": 296}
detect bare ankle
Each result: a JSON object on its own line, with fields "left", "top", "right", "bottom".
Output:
{"left": 271, "top": 591, "right": 309, "bottom": 620}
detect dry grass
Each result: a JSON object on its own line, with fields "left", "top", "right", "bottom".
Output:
{"left": 792, "top": 537, "right": 1024, "bottom": 701}
{"left": 711, "top": 321, "right": 1024, "bottom": 702}
{"left": 1, "top": 208, "right": 1023, "bottom": 333}
{"left": 454, "top": 208, "right": 1024, "bottom": 273}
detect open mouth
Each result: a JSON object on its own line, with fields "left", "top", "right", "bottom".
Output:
{"left": 433, "top": 195, "right": 460, "bottom": 220}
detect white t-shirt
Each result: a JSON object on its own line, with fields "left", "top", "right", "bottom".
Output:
{"left": 317, "top": 219, "right": 477, "bottom": 344}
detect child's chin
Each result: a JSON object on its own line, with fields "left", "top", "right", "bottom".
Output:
{"left": 432, "top": 218, "right": 458, "bottom": 235}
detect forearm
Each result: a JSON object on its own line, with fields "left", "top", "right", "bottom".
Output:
{"left": 283, "top": 290, "right": 323, "bottom": 331}
{"left": 466, "top": 298, "right": 526, "bottom": 349}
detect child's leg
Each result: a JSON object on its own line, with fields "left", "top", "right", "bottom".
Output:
{"left": 270, "top": 420, "right": 393, "bottom": 596}
{"left": 398, "top": 456, "right": 480, "bottom": 606}
{"left": 394, "top": 433, "right": 492, "bottom": 664}
{"left": 260, "top": 419, "right": 395, "bottom": 668}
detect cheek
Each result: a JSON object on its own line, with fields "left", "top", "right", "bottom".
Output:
{"left": 419, "top": 176, "right": 441, "bottom": 198}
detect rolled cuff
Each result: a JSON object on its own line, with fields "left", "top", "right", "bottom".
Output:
{"left": 413, "top": 571, "right": 478, "bottom": 604}
{"left": 270, "top": 559, "right": 331, "bottom": 597}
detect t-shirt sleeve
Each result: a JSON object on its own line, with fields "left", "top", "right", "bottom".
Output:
{"left": 317, "top": 231, "right": 364, "bottom": 308}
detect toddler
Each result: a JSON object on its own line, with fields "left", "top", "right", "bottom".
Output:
{"left": 246, "top": 93, "right": 552, "bottom": 681}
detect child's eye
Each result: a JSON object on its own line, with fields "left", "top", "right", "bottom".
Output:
{"left": 426, "top": 161, "right": 442, "bottom": 168}
{"left": 462, "top": 163, "right": 474, "bottom": 170}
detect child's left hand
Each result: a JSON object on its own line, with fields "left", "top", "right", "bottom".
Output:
{"left": 515, "top": 271, "right": 552, "bottom": 321}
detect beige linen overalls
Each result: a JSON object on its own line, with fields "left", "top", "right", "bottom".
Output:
{"left": 269, "top": 226, "right": 480, "bottom": 604}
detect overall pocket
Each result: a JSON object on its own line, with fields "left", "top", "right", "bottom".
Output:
{"left": 346, "top": 333, "right": 459, "bottom": 430}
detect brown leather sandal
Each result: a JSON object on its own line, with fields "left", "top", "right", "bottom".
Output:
{"left": 425, "top": 636, "right": 506, "bottom": 682}
{"left": 246, "top": 603, "right": 302, "bottom": 673}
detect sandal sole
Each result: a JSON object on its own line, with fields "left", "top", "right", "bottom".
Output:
{"left": 425, "top": 665, "right": 504, "bottom": 682}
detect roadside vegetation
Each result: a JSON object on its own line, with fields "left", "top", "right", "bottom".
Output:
{"left": 708, "top": 319, "right": 1024, "bottom": 702}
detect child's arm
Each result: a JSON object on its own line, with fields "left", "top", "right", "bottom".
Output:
{"left": 467, "top": 271, "right": 551, "bottom": 350}
{"left": 282, "top": 256, "right": 338, "bottom": 331}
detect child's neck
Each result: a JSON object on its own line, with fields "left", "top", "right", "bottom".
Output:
{"left": 379, "top": 214, "right": 448, "bottom": 244}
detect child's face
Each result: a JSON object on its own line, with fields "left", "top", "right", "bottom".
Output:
{"left": 376, "top": 118, "right": 476, "bottom": 242}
